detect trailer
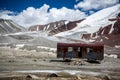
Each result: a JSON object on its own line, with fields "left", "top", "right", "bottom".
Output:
{"left": 57, "top": 42, "right": 104, "bottom": 61}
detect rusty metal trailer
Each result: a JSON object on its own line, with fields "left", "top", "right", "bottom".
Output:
{"left": 57, "top": 42, "right": 104, "bottom": 60}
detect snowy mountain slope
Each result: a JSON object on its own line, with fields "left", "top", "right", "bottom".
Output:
{"left": 29, "top": 20, "right": 66, "bottom": 31}
{"left": 81, "top": 14, "right": 120, "bottom": 46}
{"left": 0, "top": 4, "right": 120, "bottom": 48}
{"left": 55, "top": 4, "right": 120, "bottom": 38}
{"left": 28, "top": 19, "right": 84, "bottom": 36}
{"left": 0, "top": 19, "right": 26, "bottom": 34}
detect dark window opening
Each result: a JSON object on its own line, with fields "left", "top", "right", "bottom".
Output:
{"left": 78, "top": 47, "right": 82, "bottom": 58}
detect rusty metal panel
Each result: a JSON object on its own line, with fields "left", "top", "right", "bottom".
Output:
{"left": 57, "top": 42, "right": 104, "bottom": 60}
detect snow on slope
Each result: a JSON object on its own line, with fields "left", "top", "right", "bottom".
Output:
{"left": 0, "top": 19, "right": 26, "bottom": 34}
{"left": 54, "top": 4, "right": 120, "bottom": 39}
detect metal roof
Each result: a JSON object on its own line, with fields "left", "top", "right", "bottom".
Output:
{"left": 57, "top": 42, "right": 104, "bottom": 48}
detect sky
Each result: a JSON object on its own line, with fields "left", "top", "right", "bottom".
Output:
{"left": 0, "top": 0, "right": 119, "bottom": 28}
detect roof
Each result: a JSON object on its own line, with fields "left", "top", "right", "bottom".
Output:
{"left": 57, "top": 42, "right": 104, "bottom": 48}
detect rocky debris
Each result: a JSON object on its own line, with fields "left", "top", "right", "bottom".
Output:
{"left": 33, "top": 59, "right": 37, "bottom": 62}
{"left": 104, "top": 45, "right": 120, "bottom": 58}
{"left": 76, "top": 75, "right": 102, "bottom": 80}
{"left": 67, "top": 59, "right": 86, "bottom": 66}
{"left": 26, "top": 74, "right": 39, "bottom": 80}
{"left": 47, "top": 73, "right": 58, "bottom": 77}
{"left": 57, "top": 72, "right": 74, "bottom": 77}
{"left": 24, "top": 72, "right": 103, "bottom": 80}
{"left": 96, "top": 74, "right": 111, "bottom": 80}
{"left": 76, "top": 74, "right": 82, "bottom": 80}
{"left": 8, "top": 60, "right": 15, "bottom": 63}
{"left": 0, "top": 71, "right": 119, "bottom": 80}
{"left": 63, "top": 59, "right": 72, "bottom": 62}
{"left": 72, "top": 59, "right": 85, "bottom": 66}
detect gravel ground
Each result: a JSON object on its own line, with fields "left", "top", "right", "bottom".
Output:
{"left": 0, "top": 47, "right": 120, "bottom": 80}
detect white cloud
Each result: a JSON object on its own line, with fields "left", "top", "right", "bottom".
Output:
{"left": 0, "top": 4, "right": 86, "bottom": 28}
{"left": 0, "top": 10, "right": 14, "bottom": 19}
{"left": 49, "top": 7, "right": 86, "bottom": 22}
{"left": 75, "top": 0, "right": 119, "bottom": 10}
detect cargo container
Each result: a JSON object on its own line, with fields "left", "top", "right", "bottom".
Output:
{"left": 57, "top": 42, "right": 104, "bottom": 61}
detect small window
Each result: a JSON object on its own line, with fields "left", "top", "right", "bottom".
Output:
{"left": 87, "top": 48, "right": 90, "bottom": 53}
{"left": 68, "top": 47, "right": 73, "bottom": 51}
{"left": 78, "top": 47, "right": 81, "bottom": 51}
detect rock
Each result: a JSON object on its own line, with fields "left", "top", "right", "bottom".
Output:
{"left": 64, "top": 59, "right": 72, "bottom": 62}
{"left": 76, "top": 74, "right": 82, "bottom": 80}
{"left": 47, "top": 73, "right": 58, "bottom": 77}
{"left": 96, "top": 74, "right": 111, "bottom": 80}
{"left": 33, "top": 59, "right": 37, "bottom": 62}
{"left": 26, "top": 74, "right": 39, "bottom": 80}
{"left": 8, "top": 60, "right": 15, "bottom": 62}
{"left": 72, "top": 59, "right": 85, "bottom": 66}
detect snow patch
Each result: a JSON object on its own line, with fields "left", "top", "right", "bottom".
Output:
{"left": 104, "top": 36, "right": 109, "bottom": 39}
{"left": 36, "top": 26, "right": 39, "bottom": 31}
{"left": 115, "top": 45, "right": 120, "bottom": 48}
{"left": 109, "top": 22, "right": 116, "bottom": 34}
{"left": 88, "top": 39, "right": 95, "bottom": 42}
{"left": 4, "top": 21, "right": 14, "bottom": 30}
{"left": 109, "top": 54, "right": 118, "bottom": 58}
{"left": 46, "top": 25, "right": 50, "bottom": 30}
{"left": 43, "top": 26, "right": 46, "bottom": 31}
{"left": 90, "top": 33, "right": 93, "bottom": 38}
{"left": 101, "top": 29, "right": 104, "bottom": 35}
{"left": 65, "top": 21, "right": 69, "bottom": 25}
{"left": 100, "top": 39, "right": 103, "bottom": 42}
{"left": 16, "top": 44, "right": 25, "bottom": 48}
{"left": 104, "top": 54, "right": 118, "bottom": 58}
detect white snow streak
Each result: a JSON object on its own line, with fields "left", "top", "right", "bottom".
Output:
{"left": 55, "top": 4, "right": 120, "bottom": 40}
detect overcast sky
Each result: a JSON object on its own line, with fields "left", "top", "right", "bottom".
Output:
{"left": 0, "top": 0, "right": 119, "bottom": 27}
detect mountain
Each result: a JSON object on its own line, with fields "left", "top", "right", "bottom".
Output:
{"left": 28, "top": 4, "right": 120, "bottom": 47}
{"left": 0, "top": 4, "right": 120, "bottom": 49}
{"left": 0, "top": 19, "right": 26, "bottom": 34}
{"left": 54, "top": 4, "right": 120, "bottom": 47}
{"left": 28, "top": 19, "right": 84, "bottom": 36}
{"left": 81, "top": 14, "right": 120, "bottom": 47}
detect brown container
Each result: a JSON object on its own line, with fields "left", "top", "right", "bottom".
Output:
{"left": 57, "top": 42, "right": 104, "bottom": 60}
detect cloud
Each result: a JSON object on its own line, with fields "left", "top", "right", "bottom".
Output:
{"left": 0, "top": 10, "right": 14, "bottom": 19}
{"left": 0, "top": 4, "right": 86, "bottom": 28}
{"left": 49, "top": 7, "right": 86, "bottom": 22}
{"left": 75, "top": 0, "right": 119, "bottom": 10}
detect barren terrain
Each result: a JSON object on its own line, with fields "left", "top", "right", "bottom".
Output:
{"left": 0, "top": 46, "right": 120, "bottom": 80}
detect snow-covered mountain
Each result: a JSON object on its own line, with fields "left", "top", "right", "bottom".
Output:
{"left": 0, "top": 4, "right": 120, "bottom": 48}
{"left": 53, "top": 4, "right": 120, "bottom": 47}
{"left": 0, "top": 19, "right": 26, "bottom": 34}
{"left": 55, "top": 4, "right": 120, "bottom": 37}
{"left": 28, "top": 19, "right": 84, "bottom": 36}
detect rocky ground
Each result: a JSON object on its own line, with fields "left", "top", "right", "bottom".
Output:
{"left": 0, "top": 46, "right": 120, "bottom": 80}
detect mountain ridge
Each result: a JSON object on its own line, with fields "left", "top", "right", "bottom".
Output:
{"left": 0, "top": 18, "right": 26, "bottom": 34}
{"left": 0, "top": 4, "right": 120, "bottom": 48}
{"left": 28, "top": 4, "right": 120, "bottom": 47}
